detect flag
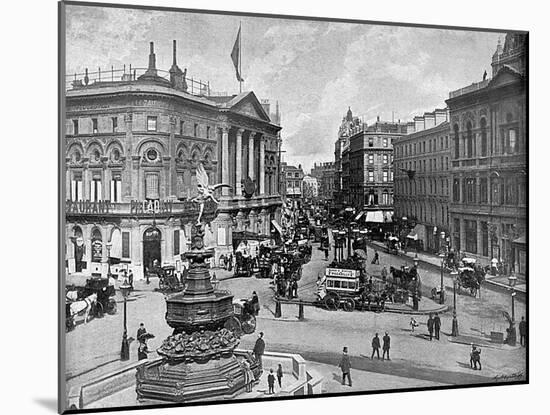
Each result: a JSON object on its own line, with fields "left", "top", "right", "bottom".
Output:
{"left": 231, "top": 26, "right": 244, "bottom": 82}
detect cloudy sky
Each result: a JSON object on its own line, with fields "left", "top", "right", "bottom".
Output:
{"left": 65, "top": 4, "right": 504, "bottom": 172}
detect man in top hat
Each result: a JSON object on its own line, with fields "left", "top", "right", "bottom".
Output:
{"left": 382, "top": 332, "right": 391, "bottom": 361}
{"left": 338, "top": 346, "right": 352, "bottom": 386}
{"left": 253, "top": 332, "right": 266, "bottom": 370}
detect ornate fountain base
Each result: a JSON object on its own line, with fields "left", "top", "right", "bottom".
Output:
{"left": 136, "top": 353, "right": 260, "bottom": 403}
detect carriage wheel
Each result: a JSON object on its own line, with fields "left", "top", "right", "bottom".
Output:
{"left": 94, "top": 302, "right": 104, "bottom": 318}
{"left": 224, "top": 316, "right": 243, "bottom": 337}
{"left": 107, "top": 298, "right": 117, "bottom": 315}
{"left": 343, "top": 298, "right": 355, "bottom": 312}
{"left": 242, "top": 314, "right": 257, "bottom": 334}
{"left": 324, "top": 293, "right": 340, "bottom": 310}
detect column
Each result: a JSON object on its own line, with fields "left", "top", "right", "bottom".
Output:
{"left": 83, "top": 167, "right": 90, "bottom": 200}
{"left": 123, "top": 113, "right": 133, "bottom": 200}
{"left": 236, "top": 128, "right": 244, "bottom": 196}
{"left": 248, "top": 133, "right": 255, "bottom": 181}
{"left": 476, "top": 219, "right": 483, "bottom": 256}
{"left": 259, "top": 136, "right": 265, "bottom": 194}
{"left": 169, "top": 116, "right": 177, "bottom": 197}
{"left": 221, "top": 125, "right": 230, "bottom": 196}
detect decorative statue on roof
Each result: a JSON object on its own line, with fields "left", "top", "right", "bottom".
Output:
{"left": 191, "top": 163, "right": 231, "bottom": 225}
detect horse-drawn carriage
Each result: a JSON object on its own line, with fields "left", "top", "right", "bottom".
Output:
{"left": 457, "top": 258, "right": 484, "bottom": 297}
{"left": 157, "top": 265, "right": 183, "bottom": 292}
{"left": 386, "top": 236, "right": 399, "bottom": 255}
{"left": 223, "top": 298, "right": 257, "bottom": 336}
{"left": 234, "top": 251, "right": 253, "bottom": 277}
{"left": 65, "top": 274, "right": 117, "bottom": 331}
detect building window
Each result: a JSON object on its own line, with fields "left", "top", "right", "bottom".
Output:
{"left": 466, "top": 178, "right": 476, "bottom": 203}
{"left": 122, "top": 231, "right": 130, "bottom": 259}
{"left": 206, "top": 126, "right": 211, "bottom": 139}
{"left": 481, "top": 221, "right": 489, "bottom": 256}
{"left": 180, "top": 121, "right": 185, "bottom": 135}
{"left": 445, "top": 136, "right": 449, "bottom": 148}
{"left": 466, "top": 121, "right": 473, "bottom": 158}
{"left": 368, "top": 170, "right": 374, "bottom": 182}
{"left": 480, "top": 177, "right": 488, "bottom": 203}
{"left": 147, "top": 116, "right": 157, "bottom": 131}
{"left": 453, "top": 179, "right": 460, "bottom": 202}
{"left": 480, "top": 118, "right": 487, "bottom": 156}
{"left": 383, "top": 154, "right": 388, "bottom": 164}
{"left": 73, "top": 119, "right": 79, "bottom": 135}
{"left": 194, "top": 123, "right": 199, "bottom": 137}
{"left": 174, "top": 230, "right": 180, "bottom": 256}
{"left": 465, "top": 220, "right": 477, "bottom": 254}
{"left": 507, "top": 129, "right": 518, "bottom": 153}
{"left": 505, "top": 176, "right": 516, "bottom": 205}
{"left": 382, "top": 170, "right": 388, "bottom": 182}
{"left": 453, "top": 124, "right": 460, "bottom": 159}
{"left": 71, "top": 173, "right": 83, "bottom": 201}
{"left": 92, "top": 118, "right": 98, "bottom": 134}
{"left": 110, "top": 174, "right": 122, "bottom": 202}
{"left": 368, "top": 137, "right": 374, "bottom": 147}
{"left": 446, "top": 157, "right": 449, "bottom": 170}
{"left": 90, "top": 174, "right": 102, "bottom": 202}
{"left": 383, "top": 138, "right": 388, "bottom": 147}
{"left": 145, "top": 173, "right": 160, "bottom": 200}
{"left": 368, "top": 154, "right": 374, "bottom": 164}
{"left": 112, "top": 117, "right": 117, "bottom": 133}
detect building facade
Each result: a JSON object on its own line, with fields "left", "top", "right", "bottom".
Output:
{"left": 334, "top": 107, "right": 362, "bottom": 209}
{"left": 302, "top": 175, "right": 319, "bottom": 200}
{"left": 393, "top": 109, "right": 451, "bottom": 252}
{"left": 65, "top": 41, "right": 283, "bottom": 279}
{"left": 445, "top": 33, "right": 527, "bottom": 274}
{"left": 281, "top": 162, "right": 305, "bottom": 207}
{"left": 310, "top": 161, "right": 335, "bottom": 204}
{"left": 345, "top": 118, "right": 406, "bottom": 214}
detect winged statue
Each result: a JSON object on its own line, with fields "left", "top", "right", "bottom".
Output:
{"left": 191, "top": 163, "right": 232, "bottom": 224}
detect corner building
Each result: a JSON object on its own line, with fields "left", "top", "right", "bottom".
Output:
{"left": 445, "top": 33, "right": 527, "bottom": 275}
{"left": 64, "top": 41, "right": 282, "bottom": 279}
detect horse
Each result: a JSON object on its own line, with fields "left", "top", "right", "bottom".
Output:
{"left": 69, "top": 293, "right": 97, "bottom": 325}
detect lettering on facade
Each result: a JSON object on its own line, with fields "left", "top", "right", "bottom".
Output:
{"left": 130, "top": 200, "right": 174, "bottom": 215}
{"left": 66, "top": 200, "right": 114, "bottom": 214}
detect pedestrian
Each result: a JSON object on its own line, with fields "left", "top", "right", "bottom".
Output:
{"left": 427, "top": 313, "right": 434, "bottom": 341}
{"left": 251, "top": 291, "right": 260, "bottom": 316}
{"left": 519, "top": 316, "right": 527, "bottom": 347}
{"left": 276, "top": 363, "right": 283, "bottom": 388}
{"left": 381, "top": 266, "right": 388, "bottom": 282}
{"left": 137, "top": 322, "right": 147, "bottom": 340}
{"left": 374, "top": 251, "right": 380, "bottom": 265}
{"left": 242, "top": 360, "right": 255, "bottom": 392}
{"left": 434, "top": 313, "right": 441, "bottom": 340}
{"left": 128, "top": 270, "right": 134, "bottom": 288}
{"left": 470, "top": 344, "right": 482, "bottom": 370}
{"left": 382, "top": 332, "right": 391, "bottom": 361}
{"left": 371, "top": 333, "right": 381, "bottom": 359}
{"left": 253, "top": 332, "right": 265, "bottom": 370}
{"left": 287, "top": 279, "right": 293, "bottom": 299}
{"left": 491, "top": 257, "right": 498, "bottom": 276}
{"left": 292, "top": 279, "right": 298, "bottom": 298}
{"left": 138, "top": 339, "right": 150, "bottom": 361}
{"left": 267, "top": 369, "right": 275, "bottom": 394}
{"left": 410, "top": 317, "right": 418, "bottom": 333}
{"left": 338, "top": 347, "right": 352, "bottom": 386}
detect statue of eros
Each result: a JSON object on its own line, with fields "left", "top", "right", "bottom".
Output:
{"left": 191, "top": 163, "right": 231, "bottom": 225}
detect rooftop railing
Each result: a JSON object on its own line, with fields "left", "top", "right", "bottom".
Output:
{"left": 449, "top": 79, "right": 490, "bottom": 99}
{"left": 65, "top": 66, "right": 228, "bottom": 97}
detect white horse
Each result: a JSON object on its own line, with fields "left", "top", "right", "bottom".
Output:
{"left": 69, "top": 293, "right": 97, "bottom": 325}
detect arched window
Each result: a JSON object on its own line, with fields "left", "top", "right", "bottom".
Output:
{"left": 480, "top": 118, "right": 487, "bottom": 156}
{"left": 466, "top": 121, "right": 473, "bottom": 158}
{"left": 453, "top": 124, "right": 460, "bottom": 159}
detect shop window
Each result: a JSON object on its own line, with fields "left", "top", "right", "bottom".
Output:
{"left": 147, "top": 116, "right": 157, "bottom": 132}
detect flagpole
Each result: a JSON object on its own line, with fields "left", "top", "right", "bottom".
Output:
{"left": 239, "top": 21, "right": 242, "bottom": 93}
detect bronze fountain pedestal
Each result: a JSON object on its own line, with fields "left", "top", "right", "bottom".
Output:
{"left": 135, "top": 224, "right": 259, "bottom": 403}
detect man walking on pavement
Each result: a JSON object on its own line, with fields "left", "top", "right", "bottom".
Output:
{"left": 253, "top": 332, "right": 266, "bottom": 370}
{"left": 338, "top": 346, "right": 352, "bottom": 387}
{"left": 434, "top": 313, "right": 441, "bottom": 340}
{"left": 427, "top": 313, "right": 435, "bottom": 341}
{"left": 382, "top": 332, "right": 391, "bottom": 360}
{"left": 371, "top": 333, "right": 381, "bottom": 359}
{"left": 519, "top": 316, "right": 527, "bottom": 347}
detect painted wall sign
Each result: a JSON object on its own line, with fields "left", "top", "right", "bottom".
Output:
{"left": 66, "top": 200, "right": 114, "bottom": 214}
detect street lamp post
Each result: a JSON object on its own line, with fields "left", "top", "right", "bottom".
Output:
{"left": 119, "top": 277, "right": 133, "bottom": 361}
{"left": 451, "top": 270, "right": 459, "bottom": 336}
{"left": 508, "top": 274, "right": 517, "bottom": 346}
{"left": 106, "top": 242, "right": 112, "bottom": 278}
{"left": 438, "top": 253, "right": 445, "bottom": 304}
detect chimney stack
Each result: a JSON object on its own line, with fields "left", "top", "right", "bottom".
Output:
{"left": 173, "top": 39, "right": 177, "bottom": 66}
{"left": 143, "top": 41, "right": 158, "bottom": 77}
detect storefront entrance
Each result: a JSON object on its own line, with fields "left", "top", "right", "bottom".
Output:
{"left": 143, "top": 227, "right": 161, "bottom": 276}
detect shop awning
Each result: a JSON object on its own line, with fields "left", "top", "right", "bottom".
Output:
{"left": 407, "top": 224, "right": 426, "bottom": 241}
{"left": 354, "top": 211, "right": 365, "bottom": 221}
{"left": 365, "top": 211, "right": 384, "bottom": 223}
{"left": 513, "top": 235, "right": 526, "bottom": 245}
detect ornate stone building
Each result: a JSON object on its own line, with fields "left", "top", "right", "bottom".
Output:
{"left": 311, "top": 161, "right": 335, "bottom": 204}
{"left": 64, "top": 41, "right": 283, "bottom": 279}
{"left": 445, "top": 33, "right": 527, "bottom": 274}
{"left": 281, "top": 162, "right": 304, "bottom": 207}
{"left": 393, "top": 109, "right": 451, "bottom": 252}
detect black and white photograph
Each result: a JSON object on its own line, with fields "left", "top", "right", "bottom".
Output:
{"left": 57, "top": 0, "right": 529, "bottom": 412}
